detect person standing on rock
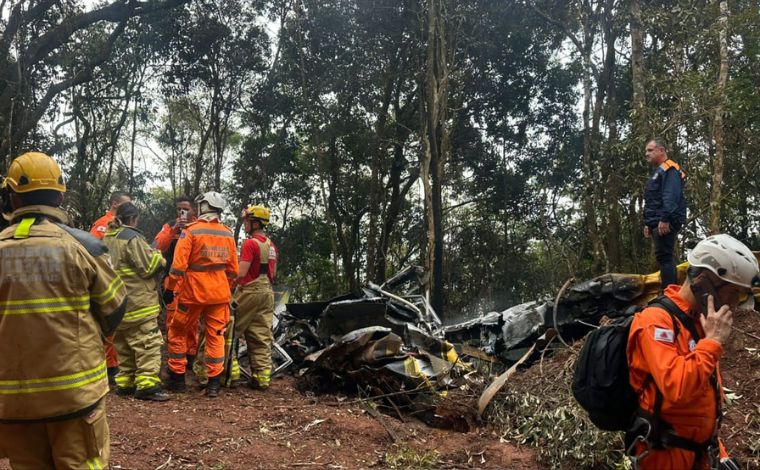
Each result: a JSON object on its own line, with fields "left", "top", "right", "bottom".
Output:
{"left": 643, "top": 137, "right": 686, "bottom": 289}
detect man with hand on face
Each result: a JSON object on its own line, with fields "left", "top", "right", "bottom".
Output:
{"left": 626, "top": 234, "right": 759, "bottom": 470}
{"left": 153, "top": 196, "right": 197, "bottom": 257}
{"left": 154, "top": 196, "right": 200, "bottom": 367}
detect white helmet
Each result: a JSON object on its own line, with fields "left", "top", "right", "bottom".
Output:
{"left": 195, "top": 191, "right": 227, "bottom": 214}
{"left": 687, "top": 234, "right": 760, "bottom": 289}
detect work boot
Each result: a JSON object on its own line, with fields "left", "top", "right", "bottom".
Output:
{"left": 115, "top": 386, "right": 135, "bottom": 397}
{"left": 135, "top": 386, "right": 170, "bottom": 402}
{"left": 205, "top": 376, "right": 221, "bottom": 398}
{"left": 167, "top": 372, "right": 186, "bottom": 393}
{"left": 248, "top": 369, "right": 271, "bottom": 390}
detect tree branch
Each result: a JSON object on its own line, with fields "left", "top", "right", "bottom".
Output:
{"left": 7, "top": 21, "right": 128, "bottom": 155}
{"left": 25, "top": 0, "right": 191, "bottom": 65}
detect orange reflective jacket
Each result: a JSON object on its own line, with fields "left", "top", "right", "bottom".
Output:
{"left": 166, "top": 219, "right": 238, "bottom": 305}
{"left": 627, "top": 285, "right": 728, "bottom": 469}
{"left": 89, "top": 211, "right": 113, "bottom": 240}
{"left": 153, "top": 222, "right": 177, "bottom": 254}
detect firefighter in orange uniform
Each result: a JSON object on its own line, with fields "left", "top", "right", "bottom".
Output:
{"left": 89, "top": 191, "right": 132, "bottom": 240}
{"left": 153, "top": 196, "right": 199, "bottom": 366}
{"left": 627, "top": 234, "right": 758, "bottom": 470}
{"left": 0, "top": 152, "right": 126, "bottom": 469}
{"left": 234, "top": 205, "right": 278, "bottom": 390}
{"left": 165, "top": 191, "right": 238, "bottom": 397}
{"left": 90, "top": 190, "right": 132, "bottom": 384}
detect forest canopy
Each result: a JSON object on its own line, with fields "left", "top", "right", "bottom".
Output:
{"left": 2, "top": 0, "right": 758, "bottom": 320}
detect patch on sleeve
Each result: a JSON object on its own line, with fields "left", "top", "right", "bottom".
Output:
{"left": 654, "top": 327, "right": 675, "bottom": 343}
{"left": 97, "top": 225, "right": 106, "bottom": 233}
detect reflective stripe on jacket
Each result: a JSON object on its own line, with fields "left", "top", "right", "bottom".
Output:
{"left": 0, "top": 206, "right": 127, "bottom": 421}
{"left": 103, "top": 226, "right": 165, "bottom": 325}
{"left": 166, "top": 219, "right": 238, "bottom": 305}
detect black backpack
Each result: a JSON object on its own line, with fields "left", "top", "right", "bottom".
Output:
{"left": 571, "top": 297, "right": 681, "bottom": 431}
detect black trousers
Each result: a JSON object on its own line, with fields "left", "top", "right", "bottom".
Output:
{"left": 652, "top": 227, "right": 679, "bottom": 289}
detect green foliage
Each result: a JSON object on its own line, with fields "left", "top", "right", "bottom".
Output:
{"left": 270, "top": 216, "right": 343, "bottom": 301}
{"left": 493, "top": 391, "right": 628, "bottom": 470}
{"left": 12, "top": 0, "right": 760, "bottom": 322}
{"left": 383, "top": 445, "right": 441, "bottom": 470}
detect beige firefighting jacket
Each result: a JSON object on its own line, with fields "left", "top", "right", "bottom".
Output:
{"left": 103, "top": 226, "right": 165, "bottom": 326}
{"left": 0, "top": 205, "right": 126, "bottom": 422}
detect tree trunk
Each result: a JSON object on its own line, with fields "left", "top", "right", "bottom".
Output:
{"left": 600, "top": 0, "right": 620, "bottom": 270}
{"left": 129, "top": 97, "right": 138, "bottom": 195}
{"left": 709, "top": 0, "right": 729, "bottom": 234}
{"left": 580, "top": 3, "right": 606, "bottom": 273}
{"left": 420, "top": 0, "right": 449, "bottom": 315}
{"left": 629, "top": 0, "right": 647, "bottom": 270}
{"left": 365, "top": 64, "right": 395, "bottom": 283}
{"left": 630, "top": 0, "right": 645, "bottom": 140}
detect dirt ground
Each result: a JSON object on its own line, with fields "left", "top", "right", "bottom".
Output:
{"left": 77, "top": 375, "right": 536, "bottom": 470}
{"left": 3, "top": 311, "right": 754, "bottom": 470}
{"left": 718, "top": 307, "right": 760, "bottom": 466}
{"left": 0, "top": 376, "right": 538, "bottom": 470}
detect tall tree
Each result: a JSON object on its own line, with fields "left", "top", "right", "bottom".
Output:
{"left": 419, "top": 0, "right": 451, "bottom": 314}
{"left": 709, "top": 0, "right": 729, "bottom": 233}
{"left": 0, "top": 0, "right": 190, "bottom": 163}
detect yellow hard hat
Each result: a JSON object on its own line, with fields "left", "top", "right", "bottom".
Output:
{"left": 4, "top": 152, "right": 66, "bottom": 193}
{"left": 242, "top": 204, "right": 270, "bottom": 225}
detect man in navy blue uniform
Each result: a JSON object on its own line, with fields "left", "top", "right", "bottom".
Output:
{"left": 643, "top": 137, "right": 687, "bottom": 289}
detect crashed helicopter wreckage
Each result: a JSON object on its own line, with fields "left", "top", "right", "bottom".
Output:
{"left": 265, "top": 259, "right": 760, "bottom": 426}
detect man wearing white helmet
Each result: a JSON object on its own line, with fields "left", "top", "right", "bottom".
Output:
{"left": 165, "top": 191, "right": 239, "bottom": 398}
{"left": 626, "top": 234, "right": 760, "bottom": 470}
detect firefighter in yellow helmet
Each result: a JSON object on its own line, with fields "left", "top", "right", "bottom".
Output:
{"left": 0, "top": 152, "right": 126, "bottom": 469}
{"left": 234, "top": 204, "right": 278, "bottom": 389}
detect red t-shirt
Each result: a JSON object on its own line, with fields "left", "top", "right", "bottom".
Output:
{"left": 239, "top": 234, "right": 277, "bottom": 286}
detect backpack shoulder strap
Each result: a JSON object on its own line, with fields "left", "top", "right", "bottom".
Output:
{"left": 643, "top": 295, "right": 721, "bottom": 438}
{"left": 640, "top": 296, "right": 690, "bottom": 426}
{"left": 53, "top": 223, "right": 108, "bottom": 257}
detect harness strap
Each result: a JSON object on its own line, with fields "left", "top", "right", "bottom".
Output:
{"left": 627, "top": 296, "right": 720, "bottom": 469}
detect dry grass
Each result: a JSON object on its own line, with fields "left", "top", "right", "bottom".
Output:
{"left": 484, "top": 345, "right": 630, "bottom": 470}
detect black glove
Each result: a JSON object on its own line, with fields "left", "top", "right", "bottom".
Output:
{"left": 162, "top": 289, "right": 175, "bottom": 305}
{"left": 720, "top": 457, "right": 741, "bottom": 470}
